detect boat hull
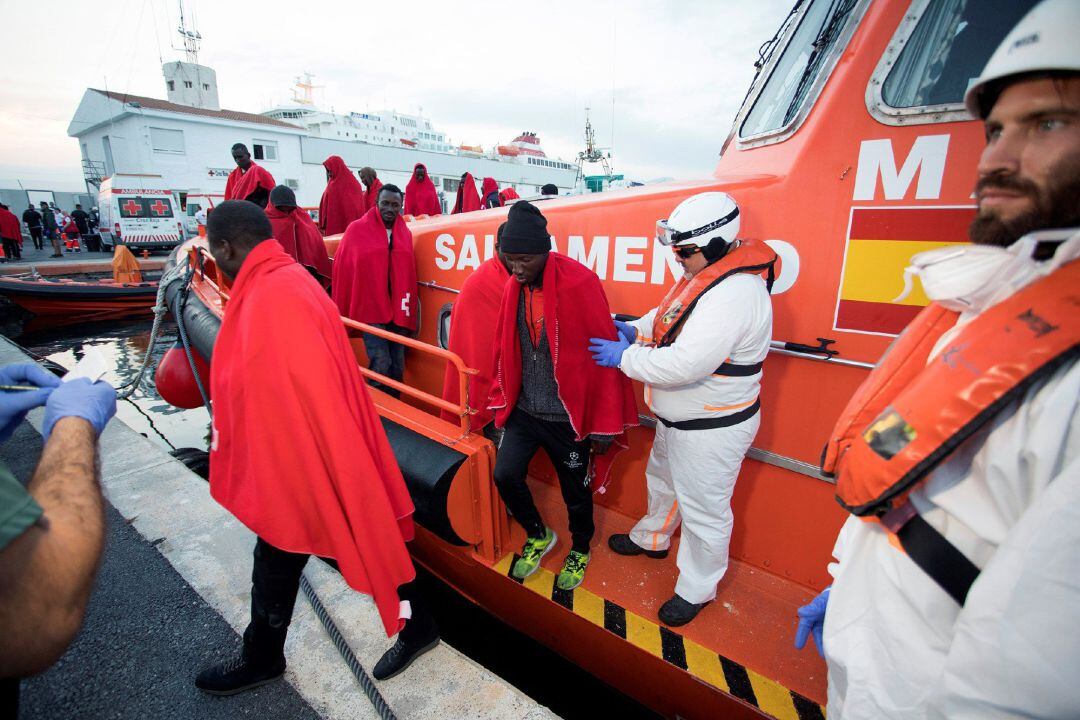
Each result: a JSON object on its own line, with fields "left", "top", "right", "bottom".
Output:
{"left": 0, "top": 279, "right": 158, "bottom": 320}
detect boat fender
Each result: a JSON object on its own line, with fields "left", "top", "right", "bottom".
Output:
{"left": 155, "top": 342, "right": 211, "bottom": 409}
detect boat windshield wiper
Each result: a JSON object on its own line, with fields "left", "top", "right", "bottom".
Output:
{"left": 782, "top": 0, "right": 859, "bottom": 126}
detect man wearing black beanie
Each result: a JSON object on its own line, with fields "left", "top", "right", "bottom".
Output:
{"left": 488, "top": 202, "right": 637, "bottom": 593}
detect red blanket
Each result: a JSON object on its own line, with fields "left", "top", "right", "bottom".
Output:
{"left": 480, "top": 177, "right": 501, "bottom": 208}
{"left": 489, "top": 253, "right": 638, "bottom": 439}
{"left": 499, "top": 187, "right": 520, "bottom": 204}
{"left": 332, "top": 207, "right": 418, "bottom": 331}
{"left": 404, "top": 163, "right": 441, "bottom": 216}
{"left": 451, "top": 172, "right": 481, "bottom": 214}
{"left": 363, "top": 177, "right": 384, "bottom": 215}
{"left": 319, "top": 156, "right": 366, "bottom": 235}
{"left": 265, "top": 203, "right": 332, "bottom": 287}
{"left": 441, "top": 256, "right": 509, "bottom": 427}
{"left": 210, "top": 239, "right": 416, "bottom": 636}
{"left": 0, "top": 208, "right": 22, "bottom": 243}
{"left": 224, "top": 161, "right": 276, "bottom": 202}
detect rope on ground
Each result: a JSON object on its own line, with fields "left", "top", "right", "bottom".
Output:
{"left": 115, "top": 259, "right": 187, "bottom": 400}
{"left": 299, "top": 573, "right": 397, "bottom": 720}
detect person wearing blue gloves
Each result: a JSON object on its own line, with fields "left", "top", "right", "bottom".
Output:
{"left": 0, "top": 362, "right": 116, "bottom": 715}
{"left": 590, "top": 192, "right": 775, "bottom": 627}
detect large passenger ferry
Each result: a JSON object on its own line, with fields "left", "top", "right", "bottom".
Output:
{"left": 159, "top": 0, "right": 1031, "bottom": 716}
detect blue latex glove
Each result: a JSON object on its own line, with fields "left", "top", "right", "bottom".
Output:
{"left": 42, "top": 378, "right": 117, "bottom": 440}
{"left": 0, "top": 363, "right": 61, "bottom": 442}
{"left": 794, "top": 587, "right": 830, "bottom": 658}
{"left": 588, "top": 336, "right": 630, "bottom": 368}
{"left": 613, "top": 320, "right": 637, "bottom": 344}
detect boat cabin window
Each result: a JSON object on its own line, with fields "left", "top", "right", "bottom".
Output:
{"left": 880, "top": 0, "right": 1038, "bottom": 110}
{"left": 739, "top": 0, "right": 860, "bottom": 140}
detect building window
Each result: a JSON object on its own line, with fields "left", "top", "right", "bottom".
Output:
{"left": 285, "top": 178, "right": 299, "bottom": 190}
{"left": 184, "top": 80, "right": 193, "bottom": 89}
{"left": 202, "top": 83, "right": 210, "bottom": 91}
{"left": 443, "top": 178, "right": 459, "bottom": 192}
{"left": 253, "top": 141, "right": 278, "bottom": 161}
{"left": 150, "top": 127, "right": 185, "bottom": 154}
{"left": 167, "top": 80, "right": 175, "bottom": 91}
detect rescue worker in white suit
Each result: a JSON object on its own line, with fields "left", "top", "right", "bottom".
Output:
{"left": 588, "top": 192, "right": 776, "bottom": 627}
{"left": 793, "top": 1, "right": 1080, "bottom": 717}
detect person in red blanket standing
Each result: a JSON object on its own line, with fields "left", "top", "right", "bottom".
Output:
{"left": 0, "top": 204, "right": 23, "bottom": 261}
{"left": 224, "top": 143, "right": 276, "bottom": 208}
{"left": 403, "top": 163, "right": 441, "bottom": 217}
{"left": 451, "top": 172, "right": 481, "bottom": 214}
{"left": 318, "top": 155, "right": 365, "bottom": 236}
{"left": 359, "top": 167, "right": 383, "bottom": 215}
{"left": 480, "top": 177, "right": 502, "bottom": 209}
{"left": 332, "top": 185, "right": 418, "bottom": 396}
{"left": 441, "top": 223, "right": 509, "bottom": 430}
{"left": 488, "top": 201, "right": 638, "bottom": 591}
{"left": 265, "top": 185, "right": 332, "bottom": 289}
{"left": 196, "top": 201, "right": 438, "bottom": 695}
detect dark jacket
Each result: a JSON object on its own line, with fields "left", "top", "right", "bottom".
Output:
{"left": 22, "top": 208, "right": 41, "bottom": 228}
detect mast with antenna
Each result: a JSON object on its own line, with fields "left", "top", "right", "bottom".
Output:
{"left": 576, "top": 107, "right": 613, "bottom": 186}
{"left": 176, "top": 1, "right": 202, "bottom": 63}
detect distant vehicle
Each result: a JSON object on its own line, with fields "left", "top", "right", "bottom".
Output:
{"left": 97, "top": 174, "right": 184, "bottom": 251}
{"left": 180, "top": 191, "right": 224, "bottom": 237}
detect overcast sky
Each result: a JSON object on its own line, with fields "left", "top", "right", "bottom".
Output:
{"left": 0, "top": 0, "right": 793, "bottom": 191}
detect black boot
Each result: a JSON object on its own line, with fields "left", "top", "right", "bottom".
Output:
{"left": 372, "top": 621, "right": 440, "bottom": 681}
{"left": 608, "top": 533, "right": 669, "bottom": 559}
{"left": 195, "top": 616, "right": 288, "bottom": 696}
{"left": 658, "top": 594, "right": 708, "bottom": 627}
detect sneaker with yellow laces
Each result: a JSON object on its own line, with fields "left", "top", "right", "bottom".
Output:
{"left": 511, "top": 528, "right": 557, "bottom": 580}
{"left": 556, "top": 550, "right": 590, "bottom": 591}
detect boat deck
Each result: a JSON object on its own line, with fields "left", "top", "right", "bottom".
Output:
{"left": 516, "top": 477, "right": 828, "bottom": 716}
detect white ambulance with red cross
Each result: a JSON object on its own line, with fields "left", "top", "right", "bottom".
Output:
{"left": 97, "top": 174, "right": 184, "bottom": 252}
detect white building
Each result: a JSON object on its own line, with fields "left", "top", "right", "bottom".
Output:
{"left": 67, "top": 63, "right": 578, "bottom": 211}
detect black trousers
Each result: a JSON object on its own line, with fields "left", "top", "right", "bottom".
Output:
{"left": 244, "top": 537, "right": 436, "bottom": 667}
{"left": 493, "top": 408, "right": 594, "bottom": 553}
{"left": 2, "top": 237, "right": 20, "bottom": 260}
{"left": 29, "top": 227, "right": 42, "bottom": 249}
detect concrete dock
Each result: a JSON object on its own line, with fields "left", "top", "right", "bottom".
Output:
{"left": 1, "top": 335, "right": 556, "bottom": 719}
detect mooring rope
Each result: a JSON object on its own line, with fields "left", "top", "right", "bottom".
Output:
{"left": 299, "top": 573, "right": 397, "bottom": 720}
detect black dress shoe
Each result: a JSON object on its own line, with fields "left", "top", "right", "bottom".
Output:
{"left": 608, "top": 533, "right": 669, "bottom": 559}
{"left": 194, "top": 655, "right": 286, "bottom": 696}
{"left": 373, "top": 631, "right": 440, "bottom": 681}
{"left": 658, "top": 594, "right": 708, "bottom": 627}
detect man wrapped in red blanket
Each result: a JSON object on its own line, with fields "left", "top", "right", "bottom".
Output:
{"left": 224, "top": 143, "right": 276, "bottom": 208}
{"left": 318, "top": 155, "right": 366, "bottom": 235}
{"left": 195, "top": 201, "right": 438, "bottom": 697}
{"left": 265, "top": 185, "right": 331, "bottom": 288}
{"left": 488, "top": 201, "right": 637, "bottom": 592}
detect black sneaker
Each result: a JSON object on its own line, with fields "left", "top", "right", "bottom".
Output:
{"left": 372, "top": 631, "right": 440, "bottom": 681}
{"left": 608, "top": 533, "right": 669, "bottom": 559}
{"left": 194, "top": 655, "right": 286, "bottom": 696}
{"left": 658, "top": 594, "right": 708, "bottom": 627}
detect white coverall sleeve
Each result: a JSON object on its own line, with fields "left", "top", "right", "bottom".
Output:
{"left": 630, "top": 308, "right": 658, "bottom": 342}
{"left": 619, "top": 275, "right": 761, "bottom": 388}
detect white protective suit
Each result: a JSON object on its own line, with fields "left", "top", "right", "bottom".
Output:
{"left": 824, "top": 229, "right": 1080, "bottom": 720}
{"left": 620, "top": 271, "right": 772, "bottom": 603}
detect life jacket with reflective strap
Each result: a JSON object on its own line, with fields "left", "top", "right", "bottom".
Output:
{"left": 651, "top": 238, "right": 776, "bottom": 354}
{"left": 822, "top": 258, "right": 1080, "bottom": 603}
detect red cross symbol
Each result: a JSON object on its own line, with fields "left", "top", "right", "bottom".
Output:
{"left": 149, "top": 200, "right": 169, "bottom": 216}
{"left": 122, "top": 199, "right": 142, "bottom": 215}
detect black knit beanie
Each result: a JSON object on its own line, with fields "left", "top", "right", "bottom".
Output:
{"left": 500, "top": 201, "right": 550, "bottom": 254}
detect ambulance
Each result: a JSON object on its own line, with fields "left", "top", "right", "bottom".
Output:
{"left": 97, "top": 174, "right": 184, "bottom": 251}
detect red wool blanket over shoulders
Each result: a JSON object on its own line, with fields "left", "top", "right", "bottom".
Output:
{"left": 319, "top": 156, "right": 366, "bottom": 235}
{"left": 224, "top": 162, "right": 276, "bottom": 201}
{"left": 210, "top": 240, "right": 416, "bottom": 636}
{"left": 489, "top": 253, "right": 638, "bottom": 440}
{"left": 404, "top": 163, "right": 441, "bottom": 216}
{"left": 441, "top": 256, "right": 509, "bottom": 427}
{"left": 265, "top": 204, "right": 332, "bottom": 287}
{"left": 332, "top": 208, "right": 418, "bottom": 331}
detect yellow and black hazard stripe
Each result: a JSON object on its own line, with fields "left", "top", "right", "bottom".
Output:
{"left": 498, "top": 554, "right": 825, "bottom": 720}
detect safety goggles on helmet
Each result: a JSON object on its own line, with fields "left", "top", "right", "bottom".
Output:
{"left": 673, "top": 245, "right": 703, "bottom": 259}
{"left": 655, "top": 205, "right": 741, "bottom": 247}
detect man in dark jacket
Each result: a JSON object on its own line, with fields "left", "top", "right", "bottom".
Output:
{"left": 71, "top": 205, "right": 100, "bottom": 252}
{"left": 39, "top": 203, "right": 60, "bottom": 258}
{"left": 22, "top": 206, "right": 42, "bottom": 250}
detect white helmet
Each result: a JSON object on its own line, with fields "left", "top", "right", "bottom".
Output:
{"left": 964, "top": 0, "right": 1080, "bottom": 119}
{"left": 656, "top": 192, "right": 740, "bottom": 249}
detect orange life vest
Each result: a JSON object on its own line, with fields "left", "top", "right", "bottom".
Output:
{"left": 651, "top": 239, "right": 777, "bottom": 348}
{"left": 824, "top": 258, "right": 1080, "bottom": 519}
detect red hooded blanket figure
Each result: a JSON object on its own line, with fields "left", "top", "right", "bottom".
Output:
{"left": 0, "top": 206, "right": 22, "bottom": 246}
{"left": 224, "top": 161, "right": 276, "bottom": 203}
{"left": 451, "top": 172, "right": 481, "bottom": 214}
{"left": 362, "top": 176, "right": 384, "bottom": 215}
{"left": 480, "top": 177, "right": 502, "bottom": 209}
{"left": 332, "top": 207, "right": 418, "bottom": 331}
{"left": 265, "top": 202, "right": 332, "bottom": 288}
{"left": 499, "top": 187, "right": 520, "bottom": 204}
{"left": 489, "top": 252, "right": 638, "bottom": 488}
{"left": 210, "top": 239, "right": 416, "bottom": 635}
{"left": 441, "top": 255, "right": 509, "bottom": 427}
{"left": 319, "top": 156, "right": 366, "bottom": 235}
{"left": 403, "top": 163, "right": 441, "bottom": 216}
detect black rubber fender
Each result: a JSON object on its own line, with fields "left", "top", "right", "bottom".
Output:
{"left": 163, "top": 257, "right": 219, "bottom": 364}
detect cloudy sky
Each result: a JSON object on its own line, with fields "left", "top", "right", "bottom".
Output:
{"left": 0, "top": 0, "right": 793, "bottom": 191}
